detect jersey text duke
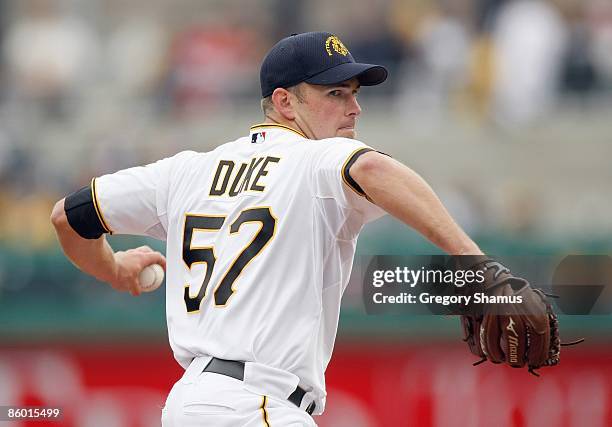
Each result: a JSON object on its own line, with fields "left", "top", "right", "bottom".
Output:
{"left": 210, "top": 156, "right": 280, "bottom": 197}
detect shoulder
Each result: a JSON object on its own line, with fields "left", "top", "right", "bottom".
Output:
{"left": 308, "top": 137, "right": 372, "bottom": 154}
{"left": 170, "top": 149, "right": 200, "bottom": 162}
{"left": 170, "top": 136, "right": 250, "bottom": 163}
{"left": 313, "top": 136, "right": 369, "bottom": 147}
{"left": 164, "top": 136, "right": 248, "bottom": 174}
{"left": 166, "top": 143, "right": 229, "bottom": 167}
{"left": 305, "top": 137, "right": 374, "bottom": 166}
{"left": 156, "top": 150, "right": 199, "bottom": 173}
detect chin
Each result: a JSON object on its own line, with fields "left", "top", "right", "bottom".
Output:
{"left": 337, "top": 128, "right": 356, "bottom": 139}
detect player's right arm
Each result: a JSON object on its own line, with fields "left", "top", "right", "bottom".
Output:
{"left": 50, "top": 152, "right": 185, "bottom": 295}
{"left": 51, "top": 198, "right": 165, "bottom": 296}
{"left": 349, "top": 151, "right": 482, "bottom": 256}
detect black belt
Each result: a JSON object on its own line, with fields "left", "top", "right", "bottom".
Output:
{"left": 202, "top": 357, "right": 316, "bottom": 415}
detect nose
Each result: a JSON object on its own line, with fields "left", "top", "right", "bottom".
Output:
{"left": 347, "top": 94, "right": 361, "bottom": 117}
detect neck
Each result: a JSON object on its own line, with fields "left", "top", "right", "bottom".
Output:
{"left": 264, "top": 115, "right": 309, "bottom": 139}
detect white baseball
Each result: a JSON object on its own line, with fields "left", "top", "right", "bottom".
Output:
{"left": 138, "top": 264, "right": 165, "bottom": 292}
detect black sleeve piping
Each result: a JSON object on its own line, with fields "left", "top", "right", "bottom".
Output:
{"left": 341, "top": 147, "right": 375, "bottom": 197}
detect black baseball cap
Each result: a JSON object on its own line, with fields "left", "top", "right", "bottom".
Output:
{"left": 260, "top": 32, "right": 388, "bottom": 98}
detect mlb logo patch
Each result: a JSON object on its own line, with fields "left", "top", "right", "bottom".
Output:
{"left": 251, "top": 132, "right": 266, "bottom": 144}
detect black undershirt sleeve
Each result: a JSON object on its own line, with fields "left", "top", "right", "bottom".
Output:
{"left": 64, "top": 184, "right": 108, "bottom": 239}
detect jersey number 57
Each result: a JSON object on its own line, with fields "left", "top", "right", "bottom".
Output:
{"left": 181, "top": 207, "right": 276, "bottom": 312}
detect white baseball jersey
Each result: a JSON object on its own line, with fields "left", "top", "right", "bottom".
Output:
{"left": 93, "top": 123, "right": 385, "bottom": 413}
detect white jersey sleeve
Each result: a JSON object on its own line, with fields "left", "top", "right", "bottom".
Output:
{"left": 94, "top": 151, "right": 195, "bottom": 240}
{"left": 310, "top": 138, "right": 386, "bottom": 223}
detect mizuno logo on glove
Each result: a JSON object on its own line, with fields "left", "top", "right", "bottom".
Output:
{"left": 507, "top": 318, "right": 519, "bottom": 364}
{"left": 506, "top": 317, "right": 518, "bottom": 337}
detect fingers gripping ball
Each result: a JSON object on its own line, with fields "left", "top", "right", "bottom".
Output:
{"left": 138, "top": 264, "right": 165, "bottom": 292}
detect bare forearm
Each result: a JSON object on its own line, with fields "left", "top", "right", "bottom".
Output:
{"left": 51, "top": 199, "right": 118, "bottom": 283}
{"left": 353, "top": 153, "right": 482, "bottom": 255}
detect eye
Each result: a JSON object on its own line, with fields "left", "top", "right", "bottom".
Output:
{"left": 328, "top": 90, "right": 341, "bottom": 97}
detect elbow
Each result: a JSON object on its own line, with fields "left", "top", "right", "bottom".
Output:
{"left": 50, "top": 199, "right": 67, "bottom": 230}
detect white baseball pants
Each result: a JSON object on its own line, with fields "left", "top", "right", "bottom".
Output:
{"left": 161, "top": 358, "right": 317, "bottom": 427}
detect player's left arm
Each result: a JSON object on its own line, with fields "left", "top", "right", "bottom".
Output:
{"left": 349, "top": 151, "right": 482, "bottom": 256}
{"left": 349, "top": 151, "right": 582, "bottom": 373}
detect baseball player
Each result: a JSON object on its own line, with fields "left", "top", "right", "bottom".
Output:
{"left": 51, "top": 32, "right": 560, "bottom": 426}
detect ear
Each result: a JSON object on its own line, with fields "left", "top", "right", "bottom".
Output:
{"left": 271, "top": 88, "right": 296, "bottom": 120}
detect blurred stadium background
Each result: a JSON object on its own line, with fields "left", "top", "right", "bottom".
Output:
{"left": 0, "top": 0, "right": 611, "bottom": 425}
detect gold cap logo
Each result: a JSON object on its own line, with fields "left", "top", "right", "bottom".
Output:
{"left": 325, "top": 36, "right": 349, "bottom": 57}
